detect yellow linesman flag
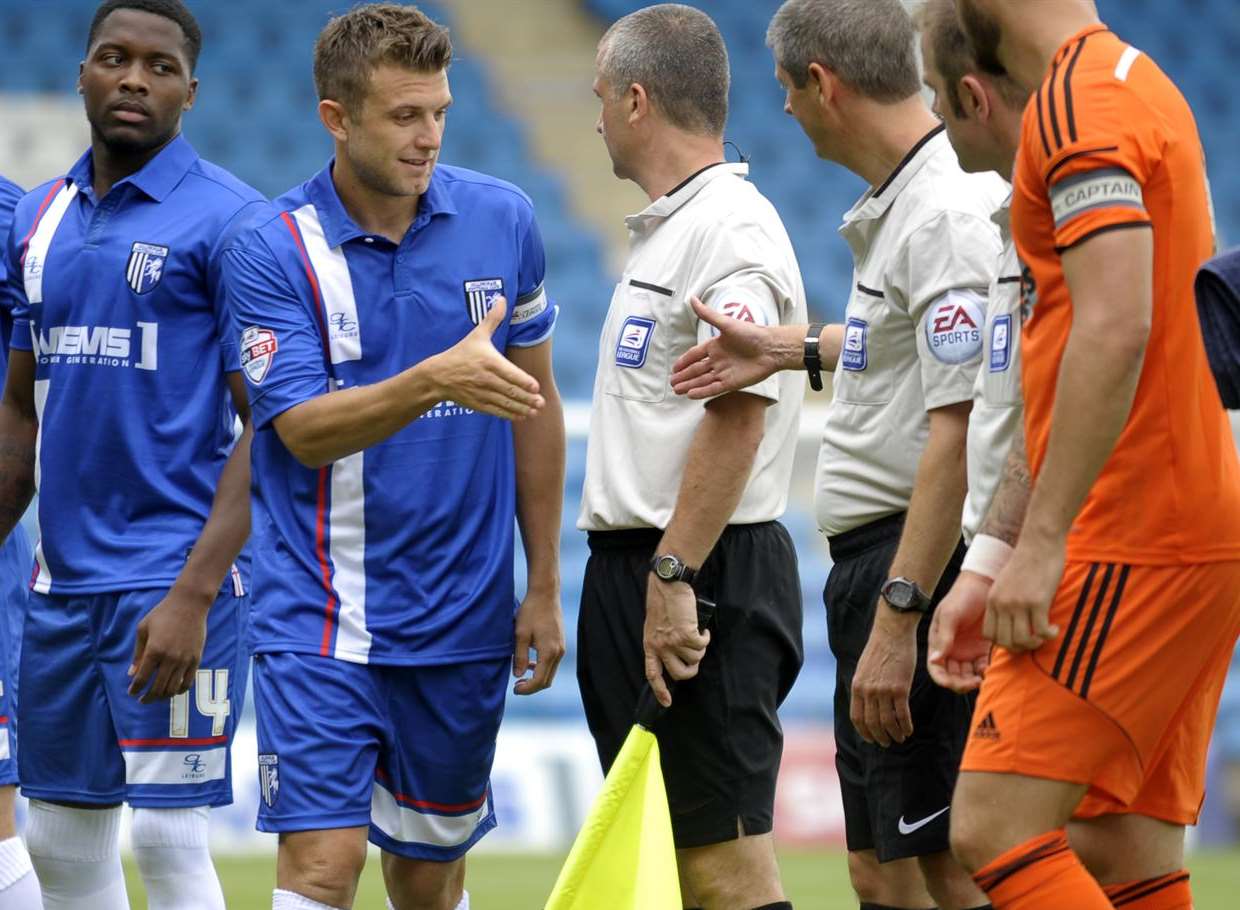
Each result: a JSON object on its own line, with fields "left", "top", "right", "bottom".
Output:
{"left": 545, "top": 726, "right": 681, "bottom": 910}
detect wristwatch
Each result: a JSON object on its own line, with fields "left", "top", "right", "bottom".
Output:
{"left": 650, "top": 553, "right": 698, "bottom": 586}
{"left": 804, "top": 322, "right": 827, "bottom": 392}
{"left": 880, "top": 577, "right": 932, "bottom": 613}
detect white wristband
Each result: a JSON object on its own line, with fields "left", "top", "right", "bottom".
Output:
{"left": 961, "top": 534, "right": 1014, "bottom": 581}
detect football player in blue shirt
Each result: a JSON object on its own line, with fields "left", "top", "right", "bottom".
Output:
{"left": 222, "top": 5, "right": 565, "bottom": 910}
{"left": 0, "top": 175, "right": 41, "bottom": 910}
{"left": 0, "top": 2, "right": 263, "bottom": 908}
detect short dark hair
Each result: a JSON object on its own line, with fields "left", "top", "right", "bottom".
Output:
{"left": 917, "top": 0, "right": 1028, "bottom": 117}
{"left": 314, "top": 3, "right": 453, "bottom": 114}
{"left": 87, "top": 0, "right": 202, "bottom": 73}
{"left": 767, "top": 0, "right": 920, "bottom": 102}
{"left": 598, "top": 4, "right": 730, "bottom": 137}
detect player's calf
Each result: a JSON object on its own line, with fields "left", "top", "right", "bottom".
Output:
{"left": 131, "top": 807, "right": 224, "bottom": 910}
{"left": 380, "top": 852, "right": 466, "bottom": 910}
{"left": 276, "top": 828, "right": 369, "bottom": 909}
{"left": 676, "top": 833, "right": 787, "bottom": 910}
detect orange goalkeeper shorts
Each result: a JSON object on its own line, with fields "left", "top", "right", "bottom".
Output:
{"left": 961, "top": 559, "right": 1240, "bottom": 824}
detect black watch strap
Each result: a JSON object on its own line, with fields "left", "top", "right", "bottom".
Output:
{"left": 650, "top": 553, "right": 697, "bottom": 586}
{"left": 804, "top": 322, "right": 827, "bottom": 392}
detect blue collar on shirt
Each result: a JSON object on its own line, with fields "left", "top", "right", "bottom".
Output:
{"left": 65, "top": 133, "right": 199, "bottom": 204}
{"left": 305, "top": 160, "right": 459, "bottom": 248}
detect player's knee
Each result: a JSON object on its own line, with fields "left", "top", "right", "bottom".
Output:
{"left": 919, "top": 849, "right": 984, "bottom": 908}
{"left": 949, "top": 805, "right": 994, "bottom": 874}
{"left": 845, "top": 851, "right": 890, "bottom": 903}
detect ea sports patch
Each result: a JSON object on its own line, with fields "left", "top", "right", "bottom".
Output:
{"left": 241, "top": 326, "right": 279, "bottom": 385}
{"left": 989, "top": 314, "right": 1012, "bottom": 373}
{"left": 841, "top": 317, "right": 868, "bottom": 372}
{"left": 126, "top": 241, "right": 169, "bottom": 294}
{"left": 707, "top": 298, "right": 770, "bottom": 337}
{"left": 615, "top": 316, "right": 655, "bottom": 369}
{"left": 925, "top": 291, "right": 984, "bottom": 365}
{"left": 464, "top": 278, "right": 504, "bottom": 325}
{"left": 258, "top": 753, "right": 279, "bottom": 808}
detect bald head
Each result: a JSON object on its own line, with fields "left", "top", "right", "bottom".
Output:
{"left": 956, "top": 0, "right": 1101, "bottom": 89}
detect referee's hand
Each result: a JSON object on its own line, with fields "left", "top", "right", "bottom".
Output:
{"left": 644, "top": 576, "right": 711, "bottom": 707}
{"left": 427, "top": 297, "right": 545, "bottom": 421}
{"left": 670, "top": 297, "right": 780, "bottom": 399}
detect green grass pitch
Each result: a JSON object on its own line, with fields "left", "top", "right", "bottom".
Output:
{"left": 122, "top": 848, "right": 1240, "bottom": 908}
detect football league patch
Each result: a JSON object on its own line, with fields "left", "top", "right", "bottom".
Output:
{"left": 241, "top": 326, "right": 279, "bottom": 385}
{"left": 989, "top": 314, "right": 1013, "bottom": 373}
{"left": 126, "top": 241, "right": 169, "bottom": 294}
{"left": 258, "top": 753, "right": 279, "bottom": 808}
{"left": 841, "top": 317, "right": 869, "bottom": 372}
{"left": 615, "top": 316, "right": 655, "bottom": 369}
{"left": 925, "top": 291, "right": 984, "bottom": 365}
{"left": 464, "top": 278, "right": 504, "bottom": 325}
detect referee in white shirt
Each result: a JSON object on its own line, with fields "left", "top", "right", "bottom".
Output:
{"left": 577, "top": 6, "right": 806, "bottom": 910}
{"left": 671, "top": 3, "right": 1006, "bottom": 909}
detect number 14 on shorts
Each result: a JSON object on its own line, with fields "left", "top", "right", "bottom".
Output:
{"left": 168, "top": 669, "right": 231, "bottom": 738}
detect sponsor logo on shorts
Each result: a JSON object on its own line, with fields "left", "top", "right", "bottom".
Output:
{"left": 258, "top": 753, "right": 280, "bottom": 808}
{"left": 898, "top": 806, "right": 950, "bottom": 835}
{"left": 182, "top": 753, "right": 208, "bottom": 780}
{"left": 974, "top": 711, "right": 1000, "bottom": 741}
{"left": 615, "top": 316, "right": 655, "bottom": 369}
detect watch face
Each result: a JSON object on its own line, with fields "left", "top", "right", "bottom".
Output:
{"left": 884, "top": 581, "right": 913, "bottom": 609}
{"left": 655, "top": 555, "right": 679, "bottom": 580}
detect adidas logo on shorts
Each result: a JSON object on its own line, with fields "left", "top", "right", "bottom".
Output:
{"left": 974, "top": 711, "right": 1000, "bottom": 741}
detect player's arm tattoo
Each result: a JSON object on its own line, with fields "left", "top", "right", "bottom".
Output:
{"left": 978, "top": 420, "right": 1031, "bottom": 547}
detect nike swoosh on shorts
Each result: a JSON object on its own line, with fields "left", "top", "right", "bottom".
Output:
{"left": 897, "top": 806, "right": 950, "bottom": 835}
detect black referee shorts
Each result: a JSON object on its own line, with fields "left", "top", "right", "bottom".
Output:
{"left": 825, "top": 512, "right": 975, "bottom": 863}
{"left": 577, "top": 522, "right": 804, "bottom": 849}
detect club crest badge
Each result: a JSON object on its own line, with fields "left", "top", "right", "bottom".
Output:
{"left": 464, "top": 278, "right": 504, "bottom": 325}
{"left": 126, "top": 242, "right": 169, "bottom": 294}
{"left": 241, "top": 326, "right": 279, "bottom": 385}
{"left": 258, "top": 754, "right": 279, "bottom": 808}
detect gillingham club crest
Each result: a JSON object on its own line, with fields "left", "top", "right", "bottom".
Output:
{"left": 258, "top": 754, "right": 279, "bottom": 808}
{"left": 464, "top": 278, "right": 504, "bottom": 325}
{"left": 126, "top": 241, "right": 169, "bottom": 294}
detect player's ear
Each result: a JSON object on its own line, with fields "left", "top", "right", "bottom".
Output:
{"left": 807, "top": 62, "right": 835, "bottom": 110}
{"left": 184, "top": 77, "right": 198, "bottom": 113}
{"left": 626, "top": 82, "right": 648, "bottom": 125}
{"left": 319, "top": 99, "right": 350, "bottom": 142}
{"left": 960, "top": 74, "right": 990, "bottom": 121}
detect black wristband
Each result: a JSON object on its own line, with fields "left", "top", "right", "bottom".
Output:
{"left": 804, "top": 322, "right": 827, "bottom": 392}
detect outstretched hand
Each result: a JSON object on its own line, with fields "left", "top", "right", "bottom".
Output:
{"left": 670, "top": 297, "right": 782, "bottom": 399}
{"left": 928, "top": 571, "right": 994, "bottom": 694}
{"left": 427, "top": 296, "right": 546, "bottom": 420}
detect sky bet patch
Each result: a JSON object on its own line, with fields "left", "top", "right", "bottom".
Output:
{"left": 615, "top": 316, "right": 655, "bottom": 369}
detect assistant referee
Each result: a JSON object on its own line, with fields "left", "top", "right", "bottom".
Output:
{"left": 577, "top": 6, "right": 806, "bottom": 910}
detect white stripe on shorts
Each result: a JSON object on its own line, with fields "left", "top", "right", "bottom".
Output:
{"left": 123, "top": 747, "right": 227, "bottom": 786}
{"left": 370, "top": 780, "right": 490, "bottom": 849}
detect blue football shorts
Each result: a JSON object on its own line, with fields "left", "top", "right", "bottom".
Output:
{"left": 18, "top": 583, "right": 248, "bottom": 807}
{"left": 0, "top": 527, "right": 32, "bottom": 787}
{"left": 252, "top": 651, "right": 508, "bottom": 861}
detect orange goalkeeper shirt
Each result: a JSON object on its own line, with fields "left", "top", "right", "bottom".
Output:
{"left": 1012, "top": 24, "right": 1240, "bottom": 564}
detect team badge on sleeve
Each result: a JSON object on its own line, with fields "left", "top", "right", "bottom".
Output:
{"left": 126, "top": 242, "right": 169, "bottom": 294}
{"left": 258, "top": 753, "right": 279, "bottom": 808}
{"left": 464, "top": 278, "right": 504, "bottom": 325}
{"left": 241, "top": 326, "right": 279, "bottom": 385}
{"left": 616, "top": 316, "right": 655, "bottom": 369}
{"left": 925, "top": 291, "right": 984, "bottom": 365}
